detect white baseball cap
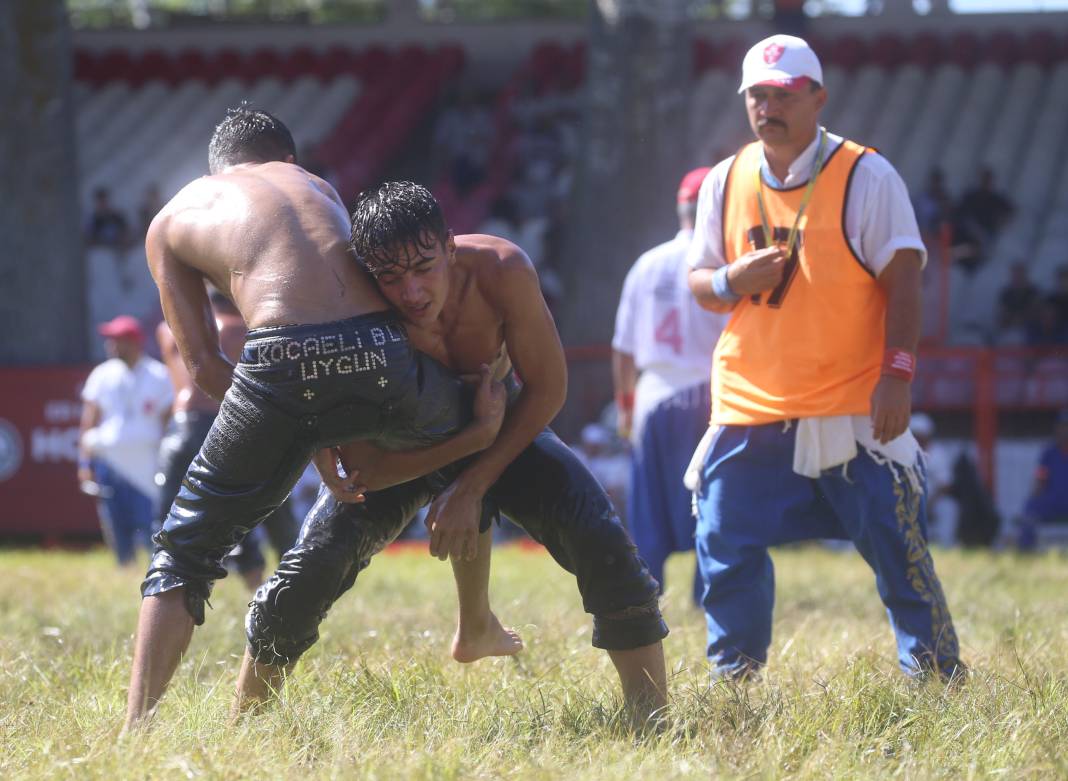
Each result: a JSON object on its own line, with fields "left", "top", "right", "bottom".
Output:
{"left": 738, "top": 35, "right": 823, "bottom": 94}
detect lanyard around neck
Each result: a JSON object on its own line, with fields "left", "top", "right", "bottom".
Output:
{"left": 755, "top": 128, "right": 826, "bottom": 257}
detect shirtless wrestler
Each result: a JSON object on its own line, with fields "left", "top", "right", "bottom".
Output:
{"left": 124, "top": 109, "right": 504, "bottom": 730}
{"left": 156, "top": 292, "right": 299, "bottom": 590}
{"left": 237, "top": 182, "right": 669, "bottom": 724}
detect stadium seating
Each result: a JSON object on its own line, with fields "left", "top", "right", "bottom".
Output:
{"left": 74, "top": 44, "right": 460, "bottom": 359}
{"left": 74, "top": 29, "right": 1068, "bottom": 349}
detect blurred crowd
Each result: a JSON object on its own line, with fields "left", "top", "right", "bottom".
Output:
{"left": 914, "top": 166, "right": 1068, "bottom": 346}
{"left": 428, "top": 76, "right": 581, "bottom": 314}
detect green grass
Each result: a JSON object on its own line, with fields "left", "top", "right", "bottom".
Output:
{"left": 2, "top": 544, "right": 1067, "bottom": 779}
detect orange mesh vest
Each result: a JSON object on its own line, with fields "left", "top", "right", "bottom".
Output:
{"left": 714, "top": 138, "right": 884, "bottom": 425}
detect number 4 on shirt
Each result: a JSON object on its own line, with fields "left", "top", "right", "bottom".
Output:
{"left": 654, "top": 307, "right": 682, "bottom": 354}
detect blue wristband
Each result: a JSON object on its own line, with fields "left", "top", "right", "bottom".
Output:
{"left": 711, "top": 266, "right": 741, "bottom": 303}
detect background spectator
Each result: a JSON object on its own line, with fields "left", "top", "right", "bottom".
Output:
{"left": 1026, "top": 300, "right": 1068, "bottom": 347}
{"left": 1046, "top": 265, "right": 1068, "bottom": 331}
{"left": 997, "top": 262, "right": 1039, "bottom": 344}
{"left": 1015, "top": 410, "right": 1068, "bottom": 550}
{"left": 910, "top": 413, "right": 959, "bottom": 546}
{"left": 433, "top": 87, "right": 494, "bottom": 195}
{"left": 913, "top": 167, "right": 952, "bottom": 238}
{"left": 574, "top": 423, "right": 629, "bottom": 520}
{"left": 85, "top": 187, "right": 129, "bottom": 249}
{"left": 951, "top": 167, "right": 1014, "bottom": 274}
{"left": 78, "top": 315, "right": 173, "bottom": 566}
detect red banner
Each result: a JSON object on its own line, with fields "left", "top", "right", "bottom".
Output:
{"left": 0, "top": 367, "right": 100, "bottom": 536}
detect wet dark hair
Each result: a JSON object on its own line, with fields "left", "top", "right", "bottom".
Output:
{"left": 208, "top": 104, "right": 296, "bottom": 175}
{"left": 350, "top": 181, "right": 449, "bottom": 275}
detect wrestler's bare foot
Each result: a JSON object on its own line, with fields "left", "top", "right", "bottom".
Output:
{"left": 451, "top": 612, "right": 524, "bottom": 663}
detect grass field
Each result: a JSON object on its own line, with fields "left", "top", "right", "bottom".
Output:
{"left": 2, "top": 543, "right": 1067, "bottom": 779}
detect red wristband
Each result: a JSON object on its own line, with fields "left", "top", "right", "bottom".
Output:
{"left": 882, "top": 348, "right": 916, "bottom": 382}
{"left": 615, "top": 392, "right": 635, "bottom": 413}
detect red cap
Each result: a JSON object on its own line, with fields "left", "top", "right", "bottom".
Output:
{"left": 97, "top": 315, "right": 144, "bottom": 342}
{"left": 678, "top": 167, "right": 712, "bottom": 204}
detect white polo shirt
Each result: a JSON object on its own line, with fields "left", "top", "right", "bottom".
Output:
{"left": 82, "top": 356, "right": 173, "bottom": 498}
{"left": 687, "top": 129, "right": 927, "bottom": 275}
{"left": 613, "top": 229, "right": 728, "bottom": 441}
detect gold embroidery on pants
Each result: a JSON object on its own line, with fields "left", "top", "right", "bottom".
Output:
{"left": 893, "top": 479, "right": 960, "bottom": 664}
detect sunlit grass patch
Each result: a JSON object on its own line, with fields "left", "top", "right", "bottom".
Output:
{"left": 1, "top": 544, "right": 1066, "bottom": 779}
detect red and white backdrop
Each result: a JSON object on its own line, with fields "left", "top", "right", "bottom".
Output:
{"left": 0, "top": 367, "right": 99, "bottom": 537}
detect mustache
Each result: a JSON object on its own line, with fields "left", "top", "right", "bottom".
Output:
{"left": 757, "top": 118, "right": 786, "bottom": 129}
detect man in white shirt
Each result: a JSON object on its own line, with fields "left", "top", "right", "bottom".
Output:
{"left": 79, "top": 315, "right": 173, "bottom": 565}
{"left": 685, "top": 35, "right": 962, "bottom": 680}
{"left": 909, "top": 413, "right": 959, "bottom": 547}
{"left": 612, "top": 168, "right": 728, "bottom": 604}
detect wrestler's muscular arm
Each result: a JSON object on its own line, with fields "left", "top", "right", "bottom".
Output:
{"left": 427, "top": 249, "right": 567, "bottom": 562}
{"left": 871, "top": 249, "right": 923, "bottom": 444}
{"left": 320, "top": 369, "right": 506, "bottom": 498}
{"left": 146, "top": 214, "right": 233, "bottom": 402}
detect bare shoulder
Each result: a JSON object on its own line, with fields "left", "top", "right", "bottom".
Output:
{"left": 303, "top": 168, "right": 345, "bottom": 208}
{"left": 455, "top": 235, "right": 544, "bottom": 322}
{"left": 456, "top": 233, "right": 537, "bottom": 283}
{"left": 147, "top": 176, "right": 222, "bottom": 245}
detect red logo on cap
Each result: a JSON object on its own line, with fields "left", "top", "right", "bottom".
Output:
{"left": 763, "top": 42, "right": 785, "bottom": 65}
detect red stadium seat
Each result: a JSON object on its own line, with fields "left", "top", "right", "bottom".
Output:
{"left": 871, "top": 33, "right": 906, "bottom": 69}
{"left": 531, "top": 42, "right": 566, "bottom": 92}
{"left": 317, "top": 46, "right": 356, "bottom": 80}
{"left": 96, "top": 49, "right": 135, "bottom": 83}
{"left": 948, "top": 31, "right": 980, "bottom": 68}
{"left": 1020, "top": 30, "right": 1060, "bottom": 67}
{"left": 711, "top": 38, "right": 747, "bottom": 71}
{"left": 209, "top": 48, "right": 245, "bottom": 84}
{"left": 174, "top": 48, "right": 211, "bottom": 83}
{"left": 282, "top": 46, "right": 321, "bottom": 81}
{"left": 135, "top": 49, "right": 177, "bottom": 86}
{"left": 246, "top": 48, "right": 282, "bottom": 81}
{"left": 399, "top": 44, "right": 429, "bottom": 68}
{"left": 693, "top": 39, "right": 713, "bottom": 75}
{"left": 907, "top": 32, "right": 945, "bottom": 69}
{"left": 564, "top": 42, "right": 586, "bottom": 90}
{"left": 73, "top": 49, "right": 100, "bottom": 85}
{"left": 826, "top": 34, "right": 868, "bottom": 70}
{"left": 438, "top": 44, "right": 466, "bottom": 73}
{"left": 986, "top": 31, "right": 1020, "bottom": 67}
{"left": 358, "top": 45, "right": 391, "bottom": 80}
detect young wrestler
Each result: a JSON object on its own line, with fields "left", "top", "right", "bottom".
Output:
{"left": 238, "top": 182, "right": 669, "bottom": 724}
{"left": 125, "top": 109, "right": 504, "bottom": 730}
{"left": 156, "top": 292, "right": 299, "bottom": 591}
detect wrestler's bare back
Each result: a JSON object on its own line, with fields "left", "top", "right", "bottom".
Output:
{"left": 151, "top": 161, "right": 387, "bottom": 330}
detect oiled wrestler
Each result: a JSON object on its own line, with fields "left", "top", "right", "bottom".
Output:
{"left": 124, "top": 108, "right": 504, "bottom": 730}
{"left": 240, "top": 183, "right": 669, "bottom": 723}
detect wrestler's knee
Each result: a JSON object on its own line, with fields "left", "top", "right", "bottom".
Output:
{"left": 566, "top": 508, "right": 662, "bottom": 605}
{"left": 592, "top": 597, "right": 669, "bottom": 651}
{"left": 141, "top": 549, "right": 212, "bottom": 626}
{"left": 573, "top": 521, "right": 668, "bottom": 650}
{"left": 245, "top": 546, "right": 359, "bottom": 667}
